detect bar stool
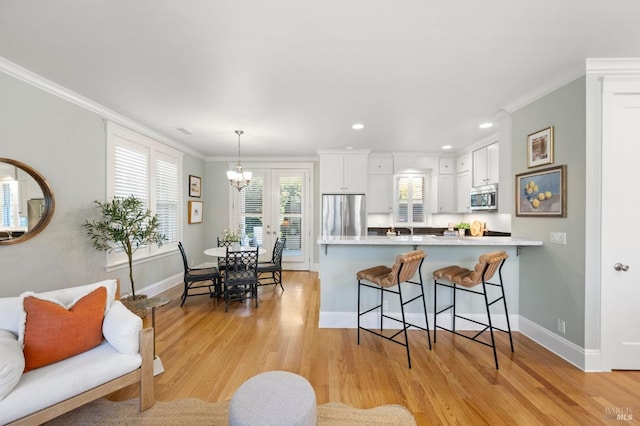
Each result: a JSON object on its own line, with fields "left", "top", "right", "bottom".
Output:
{"left": 357, "top": 249, "right": 431, "bottom": 368}
{"left": 432, "top": 250, "right": 513, "bottom": 369}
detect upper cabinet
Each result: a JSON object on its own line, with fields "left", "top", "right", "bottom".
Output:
{"left": 437, "top": 174, "right": 455, "bottom": 213}
{"left": 319, "top": 150, "right": 370, "bottom": 194}
{"left": 456, "top": 152, "right": 471, "bottom": 173}
{"left": 472, "top": 142, "right": 499, "bottom": 187}
{"left": 367, "top": 154, "right": 394, "bottom": 213}
{"left": 439, "top": 157, "right": 454, "bottom": 175}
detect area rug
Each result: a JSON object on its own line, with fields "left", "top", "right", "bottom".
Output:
{"left": 44, "top": 398, "right": 417, "bottom": 425}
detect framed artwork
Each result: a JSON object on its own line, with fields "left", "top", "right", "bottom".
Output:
{"left": 527, "top": 126, "right": 554, "bottom": 168}
{"left": 515, "top": 165, "right": 566, "bottom": 217}
{"left": 188, "top": 200, "right": 203, "bottom": 224}
{"left": 189, "top": 175, "right": 201, "bottom": 197}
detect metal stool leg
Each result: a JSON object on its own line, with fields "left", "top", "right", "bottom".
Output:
{"left": 357, "top": 279, "right": 361, "bottom": 344}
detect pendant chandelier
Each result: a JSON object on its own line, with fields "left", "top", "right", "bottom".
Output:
{"left": 227, "top": 130, "right": 252, "bottom": 191}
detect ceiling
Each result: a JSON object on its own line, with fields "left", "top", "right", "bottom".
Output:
{"left": 1, "top": 1, "right": 639, "bottom": 158}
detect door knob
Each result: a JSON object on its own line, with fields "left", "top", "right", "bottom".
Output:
{"left": 614, "top": 263, "right": 630, "bottom": 271}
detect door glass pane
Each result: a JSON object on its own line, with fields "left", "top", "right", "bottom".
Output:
{"left": 240, "top": 176, "right": 264, "bottom": 247}
{"left": 279, "top": 176, "right": 303, "bottom": 258}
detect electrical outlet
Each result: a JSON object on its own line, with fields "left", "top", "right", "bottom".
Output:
{"left": 383, "top": 300, "right": 389, "bottom": 312}
{"left": 550, "top": 232, "right": 566, "bottom": 245}
{"left": 557, "top": 319, "right": 566, "bottom": 334}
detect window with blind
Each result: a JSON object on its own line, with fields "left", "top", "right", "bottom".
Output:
{"left": 239, "top": 176, "right": 264, "bottom": 246}
{"left": 394, "top": 174, "right": 427, "bottom": 225}
{"left": 106, "top": 122, "right": 182, "bottom": 266}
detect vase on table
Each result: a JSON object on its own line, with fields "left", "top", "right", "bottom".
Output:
{"left": 232, "top": 241, "right": 241, "bottom": 251}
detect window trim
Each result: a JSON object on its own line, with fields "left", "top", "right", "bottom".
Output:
{"left": 106, "top": 122, "right": 183, "bottom": 267}
{"left": 394, "top": 173, "right": 429, "bottom": 226}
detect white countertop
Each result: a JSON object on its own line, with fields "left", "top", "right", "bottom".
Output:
{"left": 317, "top": 235, "right": 542, "bottom": 246}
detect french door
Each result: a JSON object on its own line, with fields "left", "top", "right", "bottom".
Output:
{"left": 230, "top": 165, "right": 311, "bottom": 270}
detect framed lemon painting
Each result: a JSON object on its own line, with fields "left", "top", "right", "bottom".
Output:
{"left": 515, "top": 165, "right": 566, "bottom": 217}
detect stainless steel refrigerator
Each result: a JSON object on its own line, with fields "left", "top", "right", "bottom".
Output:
{"left": 321, "top": 194, "right": 366, "bottom": 237}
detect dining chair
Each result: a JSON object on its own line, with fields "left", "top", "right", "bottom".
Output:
{"left": 257, "top": 237, "right": 286, "bottom": 291}
{"left": 222, "top": 247, "right": 259, "bottom": 312}
{"left": 178, "top": 242, "right": 221, "bottom": 306}
{"left": 217, "top": 237, "right": 233, "bottom": 271}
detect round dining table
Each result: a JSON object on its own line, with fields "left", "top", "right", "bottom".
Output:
{"left": 204, "top": 246, "right": 266, "bottom": 258}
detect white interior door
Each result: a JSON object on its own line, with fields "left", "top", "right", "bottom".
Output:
{"left": 601, "top": 82, "right": 640, "bottom": 370}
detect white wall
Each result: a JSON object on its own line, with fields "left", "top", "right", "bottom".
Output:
{"left": 0, "top": 71, "right": 204, "bottom": 297}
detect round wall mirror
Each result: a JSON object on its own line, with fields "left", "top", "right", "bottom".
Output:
{"left": 0, "top": 158, "right": 55, "bottom": 245}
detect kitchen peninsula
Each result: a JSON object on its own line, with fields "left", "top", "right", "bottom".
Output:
{"left": 317, "top": 235, "right": 543, "bottom": 328}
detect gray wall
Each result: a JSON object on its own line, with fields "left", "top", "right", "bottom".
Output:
{"left": 0, "top": 72, "right": 204, "bottom": 297}
{"left": 512, "top": 77, "right": 586, "bottom": 346}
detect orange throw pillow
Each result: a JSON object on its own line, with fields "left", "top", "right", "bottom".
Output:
{"left": 22, "top": 287, "right": 107, "bottom": 372}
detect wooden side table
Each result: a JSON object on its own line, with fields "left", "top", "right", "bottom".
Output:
{"left": 136, "top": 296, "right": 170, "bottom": 375}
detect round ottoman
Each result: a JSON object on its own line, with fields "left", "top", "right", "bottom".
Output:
{"left": 229, "top": 371, "right": 317, "bottom": 426}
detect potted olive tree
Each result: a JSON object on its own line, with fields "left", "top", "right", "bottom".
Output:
{"left": 84, "top": 195, "right": 166, "bottom": 313}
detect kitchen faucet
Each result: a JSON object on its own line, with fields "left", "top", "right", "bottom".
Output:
{"left": 408, "top": 226, "right": 413, "bottom": 235}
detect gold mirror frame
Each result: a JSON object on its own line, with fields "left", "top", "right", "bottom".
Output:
{"left": 0, "top": 158, "right": 55, "bottom": 245}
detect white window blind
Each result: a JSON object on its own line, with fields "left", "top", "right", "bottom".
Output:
{"left": 239, "top": 175, "right": 264, "bottom": 246}
{"left": 155, "top": 156, "right": 179, "bottom": 244}
{"left": 114, "top": 145, "right": 148, "bottom": 205}
{"left": 395, "top": 174, "right": 426, "bottom": 225}
{"left": 106, "top": 122, "right": 182, "bottom": 266}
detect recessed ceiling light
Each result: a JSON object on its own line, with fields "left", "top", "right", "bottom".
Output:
{"left": 352, "top": 123, "right": 364, "bottom": 130}
{"left": 442, "top": 145, "right": 452, "bottom": 150}
{"left": 344, "top": 146, "right": 354, "bottom": 150}
{"left": 479, "top": 122, "right": 493, "bottom": 129}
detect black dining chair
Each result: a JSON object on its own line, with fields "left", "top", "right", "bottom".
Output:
{"left": 178, "top": 242, "right": 221, "bottom": 306}
{"left": 217, "top": 237, "right": 233, "bottom": 272}
{"left": 257, "top": 237, "right": 286, "bottom": 291}
{"left": 222, "top": 247, "right": 259, "bottom": 312}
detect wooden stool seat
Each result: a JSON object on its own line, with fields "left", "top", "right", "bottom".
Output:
{"left": 357, "top": 250, "right": 431, "bottom": 368}
{"left": 433, "top": 250, "right": 513, "bottom": 369}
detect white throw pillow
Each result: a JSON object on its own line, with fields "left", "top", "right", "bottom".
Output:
{"left": 0, "top": 330, "right": 25, "bottom": 401}
{"left": 102, "top": 301, "right": 142, "bottom": 355}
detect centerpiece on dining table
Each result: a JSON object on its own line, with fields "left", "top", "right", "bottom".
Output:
{"left": 222, "top": 226, "right": 242, "bottom": 250}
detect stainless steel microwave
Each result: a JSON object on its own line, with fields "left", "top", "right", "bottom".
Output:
{"left": 470, "top": 186, "right": 498, "bottom": 211}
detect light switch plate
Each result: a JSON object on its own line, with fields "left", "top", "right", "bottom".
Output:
{"left": 550, "top": 232, "right": 566, "bottom": 245}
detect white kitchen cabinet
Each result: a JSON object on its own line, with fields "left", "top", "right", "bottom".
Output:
{"left": 439, "top": 157, "right": 454, "bottom": 174}
{"left": 319, "top": 151, "right": 369, "bottom": 193}
{"left": 456, "top": 170, "right": 471, "bottom": 213}
{"left": 472, "top": 142, "right": 499, "bottom": 187}
{"left": 456, "top": 153, "right": 471, "bottom": 173}
{"left": 437, "top": 174, "right": 455, "bottom": 213}
{"left": 368, "top": 155, "right": 393, "bottom": 174}
{"left": 367, "top": 174, "right": 393, "bottom": 213}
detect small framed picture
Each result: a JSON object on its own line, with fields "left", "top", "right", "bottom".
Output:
{"left": 527, "top": 126, "right": 554, "bottom": 168}
{"left": 189, "top": 175, "right": 201, "bottom": 197}
{"left": 515, "top": 165, "right": 566, "bottom": 217}
{"left": 188, "top": 200, "right": 203, "bottom": 224}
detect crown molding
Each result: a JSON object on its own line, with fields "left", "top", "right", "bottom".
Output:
{"left": 0, "top": 56, "right": 205, "bottom": 160}
{"left": 502, "top": 69, "right": 585, "bottom": 114}
{"left": 586, "top": 58, "right": 640, "bottom": 75}
{"left": 207, "top": 155, "right": 318, "bottom": 163}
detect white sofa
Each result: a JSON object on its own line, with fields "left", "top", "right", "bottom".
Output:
{"left": 0, "top": 279, "right": 154, "bottom": 425}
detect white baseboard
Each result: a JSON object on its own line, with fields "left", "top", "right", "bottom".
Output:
{"left": 138, "top": 272, "right": 182, "bottom": 297}
{"left": 518, "top": 316, "right": 591, "bottom": 371}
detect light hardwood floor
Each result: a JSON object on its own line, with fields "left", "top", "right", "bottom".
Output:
{"left": 110, "top": 271, "right": 639, "bottom": 425}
